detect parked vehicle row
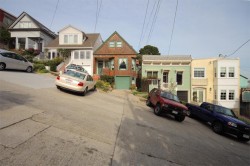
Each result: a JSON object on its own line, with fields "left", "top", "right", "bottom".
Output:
{"left": 146, "top": 88, "right": 188, "bottom": 122}
{"left": 0, "top": 49, "right": 33, "bottom": 72}
{"left": 186, "top": 102, "right": 250, "bottom": 142}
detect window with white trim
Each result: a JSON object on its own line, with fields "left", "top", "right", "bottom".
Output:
{"left": 80, "top": 51, "right": 85, "bottom": 59}
{"left": 19, "top": 21, "right": 32, "bottom": 28}
{"left": 64, "top": 34, "right": 78, "bottom": 44}
{"left": 220, "top": 67, "right": 226, "bottom": 77}
{"left": 74, "top": 51, "right": 79, "bottom": 59}
{"left": 109, "top": 42, "right": 115, "bottom": 47}
{"left": 229, "top": 90, "right": 235, "bottom": 100}
{"left": 229, "top": 67, "right": 235, "bottom": 77}
{"left": 194, "top": 68, "right": 205, "bottom": 78}
{"left": 220, "top": 90, "right": 226, "bottom": 100}
{"left": 116, "top": 41, "right": 122, "bottom": 47}
{"left": 86, "top": 51, "right": 91, "bottom": 59}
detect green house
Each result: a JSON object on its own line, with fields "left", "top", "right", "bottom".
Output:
{"left": 142, "top": 55, "right": 192, "bottom": 102}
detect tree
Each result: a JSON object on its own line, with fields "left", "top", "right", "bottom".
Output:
{"left": 0, "top": 27, "right": 11, "bottom": 46}
{"left": 57, "top": 48, "right": 71, "bottom": 60}
{"left": 139, "top": 45, "right": 160, "bottom": 55}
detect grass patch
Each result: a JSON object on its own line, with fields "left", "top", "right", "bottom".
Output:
{"left": 132, "top": 90, "right": 148, "bottom": 99}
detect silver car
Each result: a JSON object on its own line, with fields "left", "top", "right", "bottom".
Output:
{"left": 55, "top": 70, "right": 96, "bottom": 96}
{"left": 0, "top": 49, "right": 33, "bottom": 72}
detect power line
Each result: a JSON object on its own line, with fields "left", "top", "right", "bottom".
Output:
{"left": 147, "top": 0, "right": 161, "bottom": 44}
{"left": 226, "top": 39, "right": 250, "bottom": 57}
{"left": 94, "top": 0, "right": 102, "bottom": 32}
{"left": 50, "top": 0, "right": 60, "bottom": 29}
{"left": 138, "top": 0, "right": 150, "bottom": 49}
{"left": 168, "top": 0, "right": 178, "bottom": 55}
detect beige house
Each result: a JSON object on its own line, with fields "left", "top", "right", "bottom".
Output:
{"left": 191, "top": 58, "right": 216, "bottom": 104}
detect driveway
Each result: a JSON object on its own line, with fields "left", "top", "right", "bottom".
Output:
{"left": 0, "top": 71, "right": 249, "bottom": 166}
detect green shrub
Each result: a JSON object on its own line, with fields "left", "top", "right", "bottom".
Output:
{"left": 33, "top": 63, "right": 45, "bottom": 72}
{"left": 37, "top": 69, "right": 49, "bottom": 73}
{"left": 96, "top": 80, "right": 111, "bottom": 92}
{"left": 100, "top": 75, "right": 114, "bottom": 85}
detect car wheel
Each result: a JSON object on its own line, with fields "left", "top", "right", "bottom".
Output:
{"left": 212, "top": 122, "right": 223, "bottom": 134}
{"left": 154, "top": 104, "right": 162, "bottom": 116}
{"left": 26, "top": 66, "right": 33, "bottom": 73}
{"left": 146, "top": 98, "right": 152, "bottom": 107}
{"left": 82, "top": 87, "right": 88, "bottom": 96}
{"left": 56, "top": 86, "right": 61, "bottom": 90}
{"left": 237, "top": 136, "right": 250, "bottom": 142}
{"left": 175, "top": 115, "right": 185, "bottom": 122}
{"left": 0, "top": 63, "right": 6, "bottom": 71}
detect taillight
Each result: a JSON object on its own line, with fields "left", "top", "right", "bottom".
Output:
{"left": 57, "top": 76, "right": 60, "bottom": 80}
{"left": 78, "top": 82, "right": 84, "bottom": 86}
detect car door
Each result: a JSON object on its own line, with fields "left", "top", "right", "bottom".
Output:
{"left": 0, "top": 52, "right": 15, "bottom": 69}
{"left": 15, "top": 54, "right": 29, "bottom": 70}
{"left": 201, "top": 104, "right": 214, "bottom": 122}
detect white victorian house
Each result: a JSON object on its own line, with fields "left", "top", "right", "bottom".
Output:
{"left": 8, "top": 12, "right": 56, "bottom": 52}
{"left": 45, "top": 25, "right": 103, "bottom": 75}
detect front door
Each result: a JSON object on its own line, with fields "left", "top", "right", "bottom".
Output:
{"left": 192, "top": 89, "right": 205, "bottom": 103}
{"left": 97, "top": 61, "right": 103, "bottom": 75}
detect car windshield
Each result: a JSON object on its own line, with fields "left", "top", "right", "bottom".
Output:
{"left": 65, "top": 70, "right": 86, "bottom": 80}
{"left": 160, "top": 91, "right": 180, "bottom": 103}
{"left": 214, "top": 105, "right": 236, "bottom": 117}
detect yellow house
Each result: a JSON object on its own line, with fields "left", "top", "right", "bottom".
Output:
{"left": 191, "top": 58, "right": 216, "bottom": 104}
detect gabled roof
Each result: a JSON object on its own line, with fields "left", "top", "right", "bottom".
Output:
{"left": 0, "top": 8, "right": 16, "bottom": 20}
{"left": 58, "top": 25, "right": 87, "bottom": 39}
{"left": 8, "top": 12, "right": 56, "bottom": 38}
{"left": 94, "top": 31, "right": 137, "bottom": 55}
{"left": 143, "top": 55, "right": 192, "bottom": 61}
{"left": 45, "top": 33, "right": 100, "bottom": 48}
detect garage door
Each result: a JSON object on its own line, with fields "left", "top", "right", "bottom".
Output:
{"left": 177, "top": 91, "right": 188, "bottom": 102}
{"left": 115, "top": 76, "right": 130, "bottom": 89}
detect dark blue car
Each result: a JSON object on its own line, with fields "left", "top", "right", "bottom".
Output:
{"left": 186, "top": 102, "right": 250, "bottom": 142}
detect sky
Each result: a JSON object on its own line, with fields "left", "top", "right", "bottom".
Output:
{"left": 1, "top": 0, "right": 250, "bottom": 78}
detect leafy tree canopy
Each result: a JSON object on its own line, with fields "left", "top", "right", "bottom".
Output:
{"left": 139, "top": 45, "right": 160, "bottom": 55}
{"left": 0, "top": 27, "right": 11, "bottom": 44}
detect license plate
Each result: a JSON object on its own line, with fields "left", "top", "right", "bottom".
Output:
{"left": 65, "top": 79, "right": 72, "bottom": 84}
{"left": 243, "top": 134, "right": 250, "bottom": 139}
{"left": 172, "top": 110, "right": 178, "bottom": 114}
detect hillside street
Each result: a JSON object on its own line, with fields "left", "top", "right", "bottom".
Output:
{"left": 0, "top": 71, "right": 249, "bottom": 166}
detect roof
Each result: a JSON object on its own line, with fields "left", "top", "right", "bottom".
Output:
{"left": 58, "top": 25, "right": 87, "bottom": 38}
{"left": 94, "top": 31, "right": 137, "bottom": 55}
{"left": 143, "top": 55, "right": 192, "bottom": 61}
{"left": 0, "top": 8, "right": 16, "bottom": 20}
{"left": 8, "top": 12, "right": 56, "bottom": 38}
{"left": 45, "top": 33, "right": 100, "bottom": 48}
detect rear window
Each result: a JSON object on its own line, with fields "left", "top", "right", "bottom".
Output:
{"left": 0, "top": 52, "right": 13, "bottom": 58}
{"left": 65, "top": 70, "right": 86, "bottom": 80}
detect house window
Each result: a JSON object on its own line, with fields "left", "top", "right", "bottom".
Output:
{"left": 176, "top": 71, "right": 183, "bottom": 85}
{"left": 80, "top": 51, "right": 85, "bottom": 59}
{"left": 163, "top": 71, "right": 169, "bottom": 83}
{"left": 220, "top": 90, "right": 226, "bottom": 100}
{"left": 214, "top": 90, "right": 217, "bottom": 100}
{"left": 116, "top": 41, "right": 122, "bottom": 47}
{"left": 74, "top": 51, "right": 79, "bottom": 59}
{"left": 229, "top": 67, "right": 235, "bottom": 77}
{"left": 131, "top": 59, "right": 136, "bottom": 71}
{"left": 220, "top": 67, "right": 226, "bottom": 77}
{"left": 52, "top": 52, "right": 55, "bottom": 59}
{"left": 19, "top": 21, "right": 32, "bottom": 28}
{"left": 86, "top": 51, "right": 91, "bottom": 59}
{"left": 229, "top": 90, "right": 235, "bottom": 100}
{"left": 119, "top": 58, "right": 127, "bottom": 70}
{"left": 64, "top": 35, "right": 68, "bottom": 43}
{"left": 64, "top": 34, "right": 78, "bottom": 44}
{"left": 194, "top": 68, "right": 205, "bottom": 78}
{"left": 109, "top": 42, "right": 115, "bottom": 47}
{"left": 48, "top": 52, "right": 51, "bottom": 59}
{"left": 147, "top": 71, "right": 158, "bottom": 78}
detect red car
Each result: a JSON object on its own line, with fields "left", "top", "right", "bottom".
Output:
{"left": 146, "top": 88, "right": 188, "bottom": 122}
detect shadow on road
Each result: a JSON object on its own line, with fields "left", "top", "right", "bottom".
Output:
{"left": 0, "top": 90, "right": 33, "bottom": 111}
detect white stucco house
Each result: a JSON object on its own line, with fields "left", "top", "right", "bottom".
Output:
{"left": 213, "top": 57, "right": 240, "bottom": 114}
{"left": 8, "top": 12, "right": 56, "bottom": 52}
{"left": 45, "top": 25, "right": 103, "bottom": 75}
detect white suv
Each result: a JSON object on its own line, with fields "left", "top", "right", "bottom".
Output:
{"left": 0, "top": 49, "right": 33, "bottom": 72}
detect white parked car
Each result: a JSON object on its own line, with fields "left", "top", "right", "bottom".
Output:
{"left": 55, "top": 70, "right": 96, "bottom": 95}
{"left": 0, "top": 49, "right": 33, "bottom": 72}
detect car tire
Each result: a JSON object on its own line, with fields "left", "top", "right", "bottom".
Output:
{"left": 56, "top": 86, "right": 61, "bottom": 90}
{"left": 26, "top": 66, "right": 33, "bottom": 73}
{"left": 154, "top": 104, "right": 162, "bottom": 116}
{"left": 0, "top": 63, "right": 6, "bottom": 71}
{"left": 82, "top": 87, "right": 88, "bottom": 96}
{"left": 212, "top": 122, "right": 223, "bottom": 134}
{"left": 146, "top": 98, "right": 152, "bottom": 107}
{"left": 175, "top": 115, "right": 185, "bottom": 122}
{"left": 237, "top": 136, "right": 250, "bottom": 142}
